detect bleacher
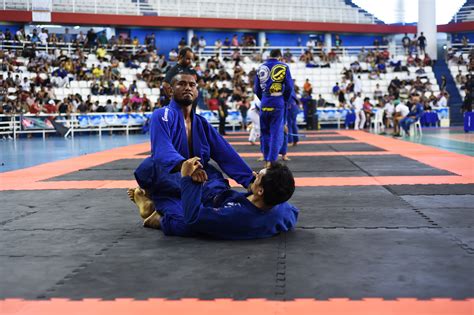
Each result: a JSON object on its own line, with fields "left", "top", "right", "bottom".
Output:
{"left": 2, "top": 0, "right": 380, "bottom": 23}
{"left": 450, "top": 0, "right": 474, "bottom": 23}
{"left": 448, "top": 64, "right": 471, "bottom": 100}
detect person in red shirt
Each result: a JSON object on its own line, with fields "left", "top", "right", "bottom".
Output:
{"left": 43, "top": 99, "right": 57, "bottom": 114}
{"left": 29, "top": 100, "right": 42, "bottom": 114}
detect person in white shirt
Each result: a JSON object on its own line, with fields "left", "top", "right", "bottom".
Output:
{"left": 393, "top": 101, "right": 409, "bottom": 136}
{"left": 20, "top": 77, "right": 30, "bottom": 92}
{"left": 437, "top": 92, "right": 448, "bottom": 107}
{"left": 248, "top": 97, "right": 261, "bottom": 146}
{"left": 38, "top": 29, "right": 48, "bottom": 45}
{"left": 352, "top": 93, "right": 365, "bottom": 130}
{"left": 383, "top": 100, "right": 395, "bottom": 129}
{"left": 198, "top": 36, "right": 206, "bottom": 52}
{"left": 353, "top": 75, "right": 362, "bottom": 94}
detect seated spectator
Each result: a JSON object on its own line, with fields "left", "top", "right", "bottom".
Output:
{"left": 392, "top": 100, "right": 409, "bottom": 136}
{"left": 399, "top": 94, "right": 424, "bottom": 136}
{"left": 374, "top": 83, "right": 383, "bottom": 99}
{"left": 436, "top": 92, "right": 448, "bottom": 107}
{"left": 332, "top": 82, "right": 340, "bottom": 95}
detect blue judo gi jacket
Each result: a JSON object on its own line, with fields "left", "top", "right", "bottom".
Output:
{"left": 171, "top": 176, "right": 299, "bottom": 240}
{"left": 135, "top": 100, "right": 254, "bottom": 208}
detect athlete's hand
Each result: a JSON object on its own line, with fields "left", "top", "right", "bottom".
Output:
{"left": 284, "top": 125, "right": 288, "bottom": 134}
{"left": 181, "top": 157, "right": 204, "bottom": 178}
{"left": 191, "top": 168, "right": 208, "bottom": 183}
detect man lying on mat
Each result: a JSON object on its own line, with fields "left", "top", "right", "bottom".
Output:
{"left": 128, "top": 159, "right": 298, "bottom": 240}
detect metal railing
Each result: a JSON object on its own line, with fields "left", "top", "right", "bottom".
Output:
{"left": 2, "top": 0, "right": 378, "bottom": 24}
{"left": 0, "top": 40, "right": 405, "bottom": 59}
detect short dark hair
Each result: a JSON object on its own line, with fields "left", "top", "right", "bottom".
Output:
{"left": 170, "top": 73, "right": 196, "bottom": 86}
{"left": 270, "top": 49, "right": 282, "bottom": 58}
{"left": 178, "top": 47, "right": 193, "bottom": 58}
{"left": 261, "top": 162, "right": 295, "bottom": 206}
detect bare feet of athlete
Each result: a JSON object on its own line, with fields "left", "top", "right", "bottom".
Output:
{"left": 257, "top": 156, "right": 264, "bottom": 161}
{"left": 281, "top": 155, "right": 291, "bottom": 161}
{"left": 127, "top": 187, "right": 155, "bottom": 219}
{"left": 143, "top": 211, "right": 161, "bottom": 229}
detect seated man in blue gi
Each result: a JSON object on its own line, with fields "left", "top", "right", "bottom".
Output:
{"left": 400, "top": 94, "right": 424, "bottom": 136}
{"left": 128, "top": 73, "right": 260, "bottom": 232}
{"left": 254, "top": 49, "right": 294, "bottom": 167}
{"left": 129, "top": 159, "right": 298, "bottom": 239}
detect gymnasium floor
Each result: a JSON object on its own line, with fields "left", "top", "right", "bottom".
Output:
{"left": 0, "top": 129, "right": 473, "bottom": 314}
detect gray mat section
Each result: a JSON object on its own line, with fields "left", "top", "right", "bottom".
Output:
{"left": 416, "top": 208, "right": 474, "bottom": 228}
{"left": 348, "top": 155, "right": 454, "bottom": 177}
{"left": 290, "top": 187, "right": 430, "bottom": 227}
{"left": 400, "top": 195, "right": 474, "bottom": 209}
{"left": 44, "top": 159, "right": 142, "bottom": 181}
{"left": 284, "top": 229, "right": 474, "bottom": 299}
{"left": 48, "top": 229, "right": 280, "bottom": 300}
{"left": 291, "top": 186, "right": 406, "bottom": 209}
{"left": 226, "top": 136, "right": 355, "bottom": 142}
{"left": 0, "top": 257, "right": 90, "bottom": 298}
{"left": 445, "top": 228, "right": 474, "bottom": 250}
{"left": 233, "top": 142, "right": 385, "bottom": 153}
{"left": 243, "top": 155, "right": 451, "bottom": 177}
{"left": 1, "top": 190, "right": 136, "bottom": 230}
{"left": 46, "top": 153, "right": 451, "bottom": 181}
{"left": 385, "top": 184, "right": 474, "bottom": 196}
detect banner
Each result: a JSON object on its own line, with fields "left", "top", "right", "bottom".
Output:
{"left": 21, "top": 117, "right": 54, "bottom": 130}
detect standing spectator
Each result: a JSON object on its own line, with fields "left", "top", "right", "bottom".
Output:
{"left": 303, "top": 78, "right": 312, "bottom": 95}
{"left": 231, "top": 34, "right": 239, "bottom": 47}
{"left": 198, "top": 36, "right": 207, "bottom": 53}
{"left": 217, "top": 91, "right": 228, "bottom": 135}
{"left": 163, "top": 47, "right": 198, "bottom": 106}
{"left": 63, "top": 28, "right": 72, "bottom": 43}
{"left": 178, "top": 37, "right": 187, "bottom": 50}
{"left": 353, "top": 75, "right": 362, "bottom": 94}
{"left": 462, "top": 35, "right": 469, "bottom": 47}
{"left": 86, "top": 28, "right": 97, "bottom": 50}
{"left": 38, "top": 28, "right": 48, "bottom": 45}
{"left": 239, "top": 100, "right": 248, "bottom": 130}
{"left": 334, "top": 35, "right": 342, "bottom": 48}
{"left": 190, "top": 35, "right": 199, "bottom": 51}
{"left": 418, "top": 32, "right": 427, "bottom": 54}
{"left": 402, "top": 33, "right": 410, "bottom": 54}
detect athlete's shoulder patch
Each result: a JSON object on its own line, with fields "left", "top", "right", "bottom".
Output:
{"left": 270, "top": 64, "right": 287, "bottom": 82}
{"left": 257, "top": 65, "right": 270, "bottom": 84}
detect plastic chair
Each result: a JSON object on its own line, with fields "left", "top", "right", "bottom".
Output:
{"left": 370, "top": 109, "right": 384, "bottom": 134}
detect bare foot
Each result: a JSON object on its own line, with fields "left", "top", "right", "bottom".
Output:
{"left": 128, "top": 187, "right": 155, "bottom": 219}
{"left": 281, "top": 155, "right": 291, "bottom": 161}
{"left": 143, "top": 211, "right": 161, "bottom": 229}
{"left": 257, "top": 157, "right": 264, "bottom": 161}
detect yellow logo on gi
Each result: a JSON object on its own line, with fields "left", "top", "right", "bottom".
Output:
{"left": 270, "top": 65, "right": 286, "bottom": 82}
{"left": 269, "top": 83, "right": 282, "bottom": 93}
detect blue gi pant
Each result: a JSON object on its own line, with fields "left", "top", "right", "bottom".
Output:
{"left": 134, "top": 157, "right": 230, "bottom": 237}
{"left": 288, "top": 111, "right": 299, "bottom": 144}
{"left": 260, "top": 106, "right": 285, "bottom": 162}
{"left": 400, "top": 117, "right": 416, "bottom": 133}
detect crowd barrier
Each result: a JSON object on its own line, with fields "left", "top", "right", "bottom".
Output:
{"left": 0, "top": 107, "right": 450, "bottom": 139}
